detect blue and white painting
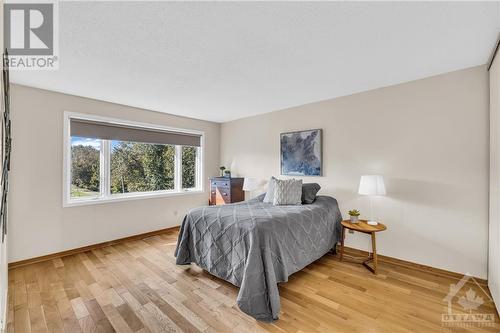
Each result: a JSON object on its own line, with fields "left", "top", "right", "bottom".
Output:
{"left": 280, "top": 129, "right": 322, "bottom": 176}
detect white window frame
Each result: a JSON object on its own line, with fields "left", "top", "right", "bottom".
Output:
{"left": 63, "top": 112, "right": 204, "bottom": 207}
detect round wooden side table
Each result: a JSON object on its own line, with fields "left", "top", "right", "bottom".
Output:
{"left": 340, "top": 219, "right": 387, "bottom": 274}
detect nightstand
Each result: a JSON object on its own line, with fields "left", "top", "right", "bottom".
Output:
{"left": 209, "top": 177, "right": 244, "bottom": 205}
{"left": 339, "top": 219, "right": 387, "bottom": 274}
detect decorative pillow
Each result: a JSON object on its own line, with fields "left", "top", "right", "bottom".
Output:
{"left": 301, "top": 183, "right": 321, "bottom": 204}
{"left": 263, "top": 176, "right": 277, "bottom": 203}
{"left": 273, "top": 178, "right": 303, "bottom": 205}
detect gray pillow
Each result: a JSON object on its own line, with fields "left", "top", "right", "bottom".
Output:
{"left": 302, "top": 183, "right": 321, "bottom": 204}
{"left": 263, "top": 176, "right": 277, "bottom": 203}
{"left": 273, "top": 178, "right": 303, "bottom": 205}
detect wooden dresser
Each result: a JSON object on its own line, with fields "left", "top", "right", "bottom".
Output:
{"left": 209, "top": 177, "right": 245, "bottom": 205}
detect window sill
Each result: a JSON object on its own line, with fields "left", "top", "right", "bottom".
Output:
{"left": 63, "top": 189, "right": 204, "bottom": 207}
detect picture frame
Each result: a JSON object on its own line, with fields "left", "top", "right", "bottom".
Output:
{"left": 280, "top": 129, "right": 322, "bottom": 176}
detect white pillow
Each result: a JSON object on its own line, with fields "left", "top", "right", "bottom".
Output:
{"left": 263, "top": 176, "right": 276, "bottom": 203}
{"left": 273, "top": 178, "right": 303, "bottom": 205}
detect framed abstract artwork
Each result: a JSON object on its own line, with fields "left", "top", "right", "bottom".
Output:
{"left": 280, "top": 129, "right": 322, "bottom": 176}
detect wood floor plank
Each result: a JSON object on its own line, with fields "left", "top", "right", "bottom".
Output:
{"left": 116, "top": 303, "right": 144, "bottom": 332}
{"left": 83, "top": 299, "right": 106, "bottom": 323}
{"left": 56, "top": 296, "right": 82, "bottom": 333}
{"left": 14, "top": 304, "right": 31, "bottom": 333}
{"left": 134, "top": 306, "right": 164, "bottom": 333}
{"left": 100, "top": 304, "right": 134, "bottom": 333}
{"left": 71, "top": 297, "right": 90, "bottom": 320}
{"left": 53, "top": 258, "right": 65, "bottom": 269}
{"left": 41, "top": 286, "right": 64, "bottom": 333}
{"left": 137, "top": 282, "right": 201, "bottom": 333}
{"left": 77, "top": 315, "right": 97, "bottom": 333}
{"left": 9, "top": 228, "right": 500, "bottom": 333}
{"left": 182, "top": 299, "right": 233, "bottom": 333}
{"left": 28, "top": 306, "right": 47, "bottom": 333}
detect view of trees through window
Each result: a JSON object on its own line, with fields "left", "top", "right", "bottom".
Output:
{"left": 70, "top": 137, "right": 100, "bottom": 198}
{"left": 182, "top": 146, "right": 197, "bottom": 189}
{"left": 110, "top": 141, "right": 175, "bottom": 194}
{"left": 70, "top": 136, "right": 198, "bottom": 199}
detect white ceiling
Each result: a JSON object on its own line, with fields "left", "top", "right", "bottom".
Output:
{"left": 11, "top": 1, "right": 500, "bottom": 123}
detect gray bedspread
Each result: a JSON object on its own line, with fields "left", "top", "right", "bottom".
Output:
{"left": 174, "top": 194, "right": 342, "bottom": 322}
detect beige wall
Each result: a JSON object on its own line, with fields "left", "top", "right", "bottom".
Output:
{"left": 221, "top": 65, "right": 489, "bottom": 278}
{"left": 9, "top": 84, "right": 220, "bottom": 263}
{"left": 489, "top": 50, "right": 500, "bottom": 312}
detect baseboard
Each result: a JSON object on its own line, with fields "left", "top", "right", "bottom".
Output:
{"left": 340, "top": 245, "right": 488, "bottom": 285}
{"left": 8, "top": 226, "right": 180, "bottom": 269}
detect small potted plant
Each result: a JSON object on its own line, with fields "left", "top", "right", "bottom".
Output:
{"left": 348, "top": 209, "right": 360, "bottom": 223}
{"left": 224, "top": 169, "right": 231, "bottom": 178}
{"left": 219, "top": 166, "right": 226, "bottom": 177}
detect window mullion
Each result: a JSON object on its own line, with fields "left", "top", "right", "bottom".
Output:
{"left": 99, "top": 139, "right": 105, "bottom": 198}
{"left": 102, "top": 140, "right": 111, "bottom": 198}
{"left": 175, "top": 145, "right": 182, "bottom": 192}
{"left": 197, "top": 146, "right": 202, "bottom": 191}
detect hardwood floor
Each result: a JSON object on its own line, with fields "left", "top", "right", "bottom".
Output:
{"left": 7, "top": 228, "right": 500, "bottom": 332}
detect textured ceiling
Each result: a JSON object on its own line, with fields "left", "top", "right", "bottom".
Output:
{"left": 11, "top": 1, "right": 500, "bottom": 123}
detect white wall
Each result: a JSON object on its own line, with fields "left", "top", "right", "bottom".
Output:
{"left": 9, "top": 84, "right": 220, "bottom": 263}
{"left": 221, "top": 66, "right": 489, "bottom": 278}
{"left": 489, "top": 49, "right": 500, "bottom": 313}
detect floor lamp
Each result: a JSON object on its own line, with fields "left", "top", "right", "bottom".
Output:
{"left": 358, "top": 175, "right": 386, "bottom": 225}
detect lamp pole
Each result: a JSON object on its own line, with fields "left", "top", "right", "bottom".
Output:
{"left": 369, "top": 196, "right": 374, "bottom": 223}
{"left": 358, "top": 175, "right": 386, "bottom": 224}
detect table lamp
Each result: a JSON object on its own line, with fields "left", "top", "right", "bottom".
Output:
{"left": 358, "top": 175, "right": 386, "bottom": 225}
{"left": 243, "top": 178, "right": 259, "bottom": 199}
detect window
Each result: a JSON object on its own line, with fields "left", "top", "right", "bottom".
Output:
{"left": 64, "top": 113, "right": 203, "bottom": 206}
{"left": 182, "top": 146, "right": 197, "bottom": 189}
{"left": 70, "top": 137, "right": 101, "bottom": 199}
{"left": 110, "top": 141, "right": 176, "bottom": 194}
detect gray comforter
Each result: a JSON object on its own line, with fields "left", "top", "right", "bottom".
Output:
{"left": 174, "top": 194, "right": 342, "bottom": 322}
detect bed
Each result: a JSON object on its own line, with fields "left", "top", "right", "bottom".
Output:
{"left": 174, "top": 194, "right": 343, "bottom": 322}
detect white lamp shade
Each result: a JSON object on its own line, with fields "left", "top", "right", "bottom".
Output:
{"left": 358, "top": 175, "right": 386, "bottom": 196}
{"left": 243, "top": 178, "right": 259, "bottom": 191}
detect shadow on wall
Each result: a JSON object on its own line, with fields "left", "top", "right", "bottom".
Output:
{"left": 387, "top": 178, "right": 470, "bottom": 212}
{"left": 337, "top": 178, "right": 484, "bottom": 275}
{"left": 380, "top": 223, "right": 483, "bottom": 276}
{"left": 329, "top": 176, "right": 471, "bottom": 221}
{"left": 327, "top": 187, "right": 359, "bottom": 216}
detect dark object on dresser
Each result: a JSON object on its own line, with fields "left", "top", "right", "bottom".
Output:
{"left": 209, "top": 177, "right": 244, "bottom": 205}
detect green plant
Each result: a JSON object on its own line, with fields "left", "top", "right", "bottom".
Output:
{"left": 348, "top": 209, "right": 360, "bottom": 217}
{"left": 224, "top": 169, "right": 231, "bottom": 174}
